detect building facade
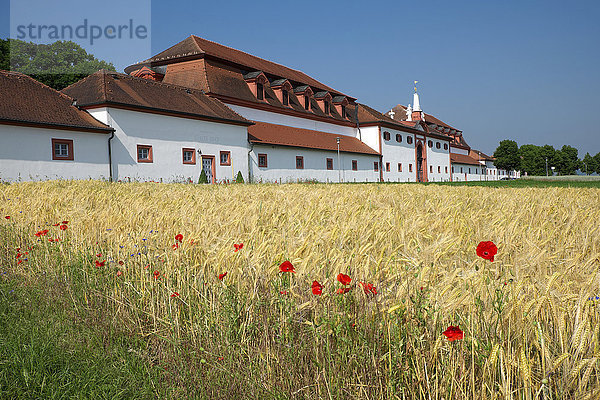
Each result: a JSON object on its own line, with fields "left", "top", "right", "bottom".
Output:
{"left": 1, "top": 36, "right": 519, "bottom": 183}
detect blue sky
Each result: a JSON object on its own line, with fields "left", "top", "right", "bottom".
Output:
{"left": 2, "top": 0, "right": 599, "bottom": 157}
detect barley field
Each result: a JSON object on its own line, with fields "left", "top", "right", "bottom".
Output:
{"left": 1, "top": 181, "right": 599, "bottom": 399}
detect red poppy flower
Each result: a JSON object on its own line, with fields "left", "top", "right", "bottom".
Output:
{"left": 337, "top": 273, "right": 351, "bottom": 285}
{"left": 59, "top": 224, "right": 68, "bottom": 231}
{"left": 442, "top": 325, "right": 464, "bottom": 341}
{"left": 280, "top": 290, "right": 288, "bottom": 295}
{"left": 172, "top": 243, "right": 179, "bottom": 250}
{"left": 476, "top": 241, "right": 497, "bottom": 262}
{"left": 233, "top": 243, "right": 244, "bottom": 252}
{"left": 218, "top": 272, "right": 227, "bottom": 280}
{"left": 35, "top": 229, "right": 49, "bottom": 237}
{"left": 312, "top": 281, "right": 324, "bottom": 296}
{"left": 61, "top": 221, "right": 69, "bottom": 224}
{"left": 359, "top": 282, "right": 378, "bottom": 295}
{"left": 153, "top": 271, "right": 160, "bottom": 279}
{"left": 171, "top": 292, "right": 180, "bottom": 298}
{"left": 17, "top": 259, "right": 23, "bottom": 265}
{"left": 4, "top": 216, "right": 9, "bottom": 219}
{"left": 96, "top": 253, "right": 102, "bottom": 257}
{"left": 217, "top": 357, "right": 224, "bottom": 361}
{"left": 175, "top": 234, "right": 183, "bottom": 243}
{"left": 116, "top": 270, "right": 123, "bottom": 277}
{"left": 16, "top": 253, "right": 22, "bottom": 259}
{"left": 279, "top": 261, "right": 295, "bottom": 273}
{"left": 53, "top": 223, "right": 60, "bottom": 227}
{"left": 144, "top": 265, "right": 150, "bottom": 270}
{"left": 95, "top": 260, "right": 106, "bottom": 267}
{"left": 118, "top": 260, "right": 124, "bottom": 266}
{"left": 336, "top": 287, "right": 352, "bottom": 294}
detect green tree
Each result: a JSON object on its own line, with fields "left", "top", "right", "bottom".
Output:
{"left": 594, "top": 152, "right": 600, "bottom": 174}
{"left": 519, "top": 144, "right": 544, "bottom": 175}
{"left": 198, "top": 169, "right": 208, "bottom": 184}
{"left": 555, "top": 145, "right": 579, "bottom": 175}
{"left": 493, "top": 140, "right": 520, "bottom": 172}
{"left": 235, "top": 171, "right": 244, "bottom": 183}
{"left": 539, "top": 145, "right": 557, "bottom": 175}
{"left": 1, "top": 38, "right": 115, "bottom": 90}
{"left": 582, "top": 153, "right": 597, "bottom": 175}
{"left": 0, "top": 39, "right": 9, "bottom": 70}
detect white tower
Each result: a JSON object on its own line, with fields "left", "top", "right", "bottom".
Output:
{"left": 411, "top": 81, "right": 424, "bottom": 121}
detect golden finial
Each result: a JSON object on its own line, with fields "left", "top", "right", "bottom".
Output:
{"left": 414, "top": 80, "right": 418, "bottom": 93}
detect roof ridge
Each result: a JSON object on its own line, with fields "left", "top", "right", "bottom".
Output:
{"left": 190, "top": 35, "right": 348, "bottom": 96}
{"left": 191, "top": 35, "right": 315, "bottom": 81}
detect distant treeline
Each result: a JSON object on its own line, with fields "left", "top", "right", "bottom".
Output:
{"left": 0, "top": 38, "right": 114, "bottom": 90}
{"left": 493, "top": 140, "right": 599, "bottom": 176}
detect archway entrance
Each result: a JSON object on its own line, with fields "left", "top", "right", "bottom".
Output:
{"left": 416, "top": 144, "right": 424, "bottom": 182}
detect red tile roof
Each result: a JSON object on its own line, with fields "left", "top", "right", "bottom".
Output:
{"left": 62, "top": 70, "right": 252, "bottom": 126}
{"left": 470, "top": 150, "right": 494, "bottom": 161}
{"left": 389, "top": 104, "right": 458, "bottom": 130}
{"left": 450, "top": 153, "right": 482, "bottom": 166}
{"left": 248, "top": 121, "right": 380, "bottom": 155}
{"left": 0, "top": 70, "right": 112, "bottom": 133}
{"left": 125, "top": 35, "right": 350, "bottom": 98}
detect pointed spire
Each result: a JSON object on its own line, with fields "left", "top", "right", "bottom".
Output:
{"left": 413, "top": 81, "right": 421, "bottom": 112}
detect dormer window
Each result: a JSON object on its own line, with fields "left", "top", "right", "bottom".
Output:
{"left": 294, "top": 85, "right": 314, "bottom": 111}
{"left": 271, "top": 78, "right": 292, "bottom": 107}
{"left": 243, "top": 71, "right": 269, "bottom": 102}
{"left": 282, "top": 90, "right": 288, "bottom": 106}
{"left": 314, "top": 91, "right": 333, "bottom": 115}
{"left": 257, "top": 82, "right": 264, "bottom": 100}
{"left": 332, "top": 96, "right": 349, "bottom": 119}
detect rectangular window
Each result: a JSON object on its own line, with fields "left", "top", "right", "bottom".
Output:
{"left": 257, "top": 83, "right": 264, "bottom": 100}
{"left": 386, "top": 162, "right": 390, "bottom": 172}
{"left": 409, "top": 164, "right": 413, "bottom": 172}
{"left": 52, "top": 138, "right": 74, "bottom": 161}
{"left": 398, "top": 163, "right": 402, "bottom": 172}
{"left": 324, "top": 101, "right": 330, "bottom": 114}
{"left": 438, "top": 166, "right": 441, "bottom": 173}
{"left": 296, "top": 156, "right": 304, "bottom": 169}
{"left": 282, "top": 90, "right": 289, "bottom": 106}
{"left": 304, "top": 95, "right": 310, "bottom": 110}
{"left": 341, "top": 105, "right": 346, "bottom": 118}
{"left": 326, "top": 158, "right": 333, "bottom": 170}
{"left": 374, "top": 162, "right": 379, "bottom": 172}
{"left": 182, "top": 148, "right": 196, "bottom": 164}
{"left": 258, "top": 153, "right": 268, "bottom": 168}
{"left": 445, "top": 166, "right": 448, "bottom": 173}
{"left": 352, "top": 160, "right": 357, "bottom": 171}
{"left": 220, "top": 151, "right": 231, "bottom": 166}
{"left": 430, "top": 165, "right": 433, "bottom": 173}
{"left": 137, "top": 144, "right": 153, "bottom": 163}
{"left": 469, "top": 168, "right": 471, "bottom": 174}
{"left": 460, "top": 167, "right": 463, "bottom": 173}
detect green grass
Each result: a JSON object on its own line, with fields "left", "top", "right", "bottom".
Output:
{"left": 0, "top": 272, "right": 165, "bottom": 399}
{"left": 433, "top": 179, "right": 600, "bottom": 188}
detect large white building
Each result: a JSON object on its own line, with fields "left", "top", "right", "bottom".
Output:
{"left": 1, "top": 35, "right": 519, "bottom": 183}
